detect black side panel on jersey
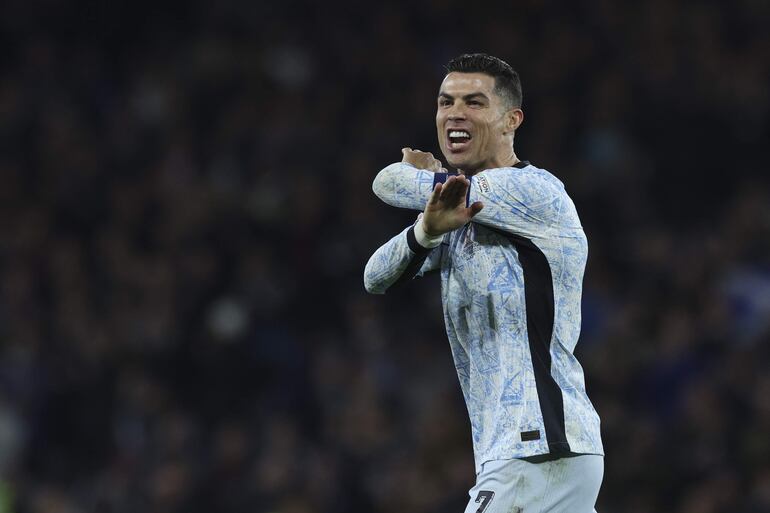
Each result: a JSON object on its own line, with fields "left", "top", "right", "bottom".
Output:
{"left": 390, "top": 227, "right": 435, "bottom": 288}
{"left": 485, "top": 225, "right": 570, "bottom": 454}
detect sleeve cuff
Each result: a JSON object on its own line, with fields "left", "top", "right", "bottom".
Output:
{"left": 408, "top": 216, "right": 443, "bottom": 251}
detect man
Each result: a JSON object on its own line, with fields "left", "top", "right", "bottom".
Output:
{"left": 364, "top": 54, "right": 604, "bottom": 512}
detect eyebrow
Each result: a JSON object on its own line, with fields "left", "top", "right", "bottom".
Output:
{"left": 438, "top": 92, "right": 490, "bottom": 102}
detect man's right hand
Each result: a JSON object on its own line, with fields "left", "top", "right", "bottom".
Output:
{"left": 401, "top": 148, "right": 446, "bottom": 172}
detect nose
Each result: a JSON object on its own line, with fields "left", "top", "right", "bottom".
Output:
{"left": 447, "top": 104, "right": 466, "bottom": 120}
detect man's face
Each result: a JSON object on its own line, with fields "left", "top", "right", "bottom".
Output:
{"left": 436, "top": 72, "right": 512, "bottom": 173}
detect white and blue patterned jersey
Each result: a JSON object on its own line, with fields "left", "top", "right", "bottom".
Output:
{"left": 364, "top": 161, "right": 603, "bottom": 472}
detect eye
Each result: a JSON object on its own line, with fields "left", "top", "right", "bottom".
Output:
{"left": 439, "top": 98, "right": 451, "bottom": 107}
{"left": 467, "top": 100, "right": 482, "bottom": 107}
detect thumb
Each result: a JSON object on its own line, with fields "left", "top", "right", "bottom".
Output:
{"left": 468, "top": 201, "right": 484, "bottom": 217}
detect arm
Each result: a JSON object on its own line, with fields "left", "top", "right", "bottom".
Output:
{"left": 469, "top": 167, "right": 574, "bottom": 238}
{"left": 363, "top": 215, "right": 444, "bottom": 295}
{"left": 372, "top": 162, "right": 448, "bottom": 212}
{"left": 373, "top": 163, "right": 569, "bottom": 238}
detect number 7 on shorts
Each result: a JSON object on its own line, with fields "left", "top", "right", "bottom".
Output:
{"left": 474, "top": 490, "right": 494, "bottom": 513}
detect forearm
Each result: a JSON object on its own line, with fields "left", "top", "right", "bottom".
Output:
{"left": 372, "top": 163, "right": 448, "bottom": 212}
{"left": 363, "top": 221, "right": 440, "bottom": 294}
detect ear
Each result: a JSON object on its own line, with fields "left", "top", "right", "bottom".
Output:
{"left": 505, "top": 108, "right": 524, "bottom": 135}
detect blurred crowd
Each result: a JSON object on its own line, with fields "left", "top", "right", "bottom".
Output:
{"left": 0, "top": 0, "right": 769, "bottom": 512}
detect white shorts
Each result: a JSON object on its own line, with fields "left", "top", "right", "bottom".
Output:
{"left": 463, "top": 454, "right": 604, "bottom": 513}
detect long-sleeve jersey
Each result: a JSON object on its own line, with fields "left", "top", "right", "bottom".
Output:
{"left": 364, "top": 161, "right": 603, "bottom": 472}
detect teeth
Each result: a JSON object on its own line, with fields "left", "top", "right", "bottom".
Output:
{"left": 449, "top": 131, "right": 470, "bottom": 138}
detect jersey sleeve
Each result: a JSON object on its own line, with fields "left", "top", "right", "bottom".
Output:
{"left": 363, "top": 216, "right": 444, "bottom": 295}
{"left": 372, "top": 162, "right": 448, "bottom": 212}
{"left": 468, "top": 167, "right": 576, "bottom": 238}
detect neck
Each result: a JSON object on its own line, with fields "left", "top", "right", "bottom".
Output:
{"left": 458, "top": 149, "right": 519, "bottom": 176}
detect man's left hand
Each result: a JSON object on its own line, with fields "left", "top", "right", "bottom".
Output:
{"left": 421, "top": 175, "right": 483, "bottom": 236}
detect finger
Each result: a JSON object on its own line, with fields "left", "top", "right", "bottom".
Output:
{"left": 443, "top": 175, "right": 463, "bottom": 197}
{"left": 455, "top": 181, "right": 470, "bottom": 206}
{"left": 428, "top": 182, "right": 443, "bottom": 204}
{"left": 455, "top": 178, "right": 472, "bottom": 205}
{"left": 444, "top": 176, "right": 468, "bottom": 205}
{"left": 468, "top": 201, "right": 484, "bottom": 217}
{"left": 438, "top": 175, "right": 458, "bottom": 201}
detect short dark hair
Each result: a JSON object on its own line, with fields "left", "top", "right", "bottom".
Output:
{"left": 445, "top": 53, "right": 522, "bottom": 109}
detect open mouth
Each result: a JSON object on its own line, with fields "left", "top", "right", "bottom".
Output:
{"left": 447, "top": 129, "right": 472, "bottom": 152}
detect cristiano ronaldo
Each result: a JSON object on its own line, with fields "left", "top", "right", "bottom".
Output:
{"left": 364, "top": 53, "right": 604, "bottom": 512}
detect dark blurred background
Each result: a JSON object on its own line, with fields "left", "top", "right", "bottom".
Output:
{"left": 0, "top": 0, "right": 769, "bottom": 512}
